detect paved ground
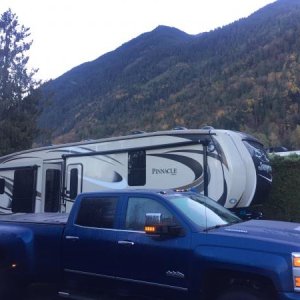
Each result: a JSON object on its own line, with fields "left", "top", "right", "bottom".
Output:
{"left": 25, "top": 286, "right": 154, "bottom": 300}
{"left": 25, "top": 290, "right": 121, "bottom": 300}
{"left": 24, "top": 285, "right": 120, "bottom": 300}
{"left": 26, "top": 293, "right": 122, "bottom": 300}
{"left": 26, "top": 294, "right": 150, "bottom": 300}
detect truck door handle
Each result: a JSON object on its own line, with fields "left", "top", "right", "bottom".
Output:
{"left": 65, "top": 235, "right": 80, "bottom": 240}
{"left": 118, "top": 240, "right": 135, "bottom": 246}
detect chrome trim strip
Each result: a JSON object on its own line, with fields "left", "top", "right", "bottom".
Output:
{"left": 58, "top": 291, "right": 70, "bottom": 297}
{"left": 73, "top": 224, "right": 145, "bottom": 233}
{"left": 64, "top": 269, "right": 188, "bottom": 292}
{"left": 65, "top": 235, "right": 79, "bottom": 240}
{"left": 118, "top": 240, "right": 135, "bottom": 245}
{"left": 224, "top": 228, "right": 248, "bottom": 233}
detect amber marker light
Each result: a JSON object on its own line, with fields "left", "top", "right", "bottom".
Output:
{"left": 144, "top": 226, "right": 156, "bottom": 233}
{"left": 294, "top": 257, "right": 300, "bottom": 267}
{"left": 295, "top": 277, "right": 300, "bottom": 288}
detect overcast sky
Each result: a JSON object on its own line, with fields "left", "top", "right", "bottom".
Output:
{"left": 0, "top": 0, "right": 276, "bottom": 81}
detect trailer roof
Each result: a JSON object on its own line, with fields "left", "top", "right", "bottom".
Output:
{"left": 0, "top": 128, "right": 217, "bottom": 159}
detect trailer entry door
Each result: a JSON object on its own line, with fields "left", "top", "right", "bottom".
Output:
{"left": 12, "top": 167, "right": 37, "bottom": 213}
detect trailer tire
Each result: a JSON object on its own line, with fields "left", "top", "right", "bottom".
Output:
{"left": 216, "top": 287, "right": 269, "bottom": 300}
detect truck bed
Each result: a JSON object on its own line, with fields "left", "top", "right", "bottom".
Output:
{"left": 0, "top": 212, "right": 68, "bottom": 224}
{"left": 0, "top": 212, "right": 68, "bottom": 282}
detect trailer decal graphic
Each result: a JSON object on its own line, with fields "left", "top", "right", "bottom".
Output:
{"left": 165, "top": 149, "right": 228, "bottom": 169}
{"left": 82, "top": 174, "right": 127, "bottom": 189}
{"left": 211, "top": 137, "right": 229, "bottom": 170}
{"left": 149, "top": 153, "right": 203, "bottom": 181}
{"left": 217, "top": 179, "right": 228, "bottom": 206}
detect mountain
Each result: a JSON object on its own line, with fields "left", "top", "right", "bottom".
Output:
{"left": 38, "top": 0, "right": 300, "bottom": 149}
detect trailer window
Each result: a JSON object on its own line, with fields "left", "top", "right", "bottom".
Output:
{"left": 75, "top": 197, "right": 118, "bottom": 229}
{"left": 0, "top": 178, "right": 4, "bottom": 194}
{"left": 128, "top": 150, "right": 146, "bottom": 186}
{"left": 45, "top": 169, "right": 61, "bottom": 212}
{"left": 12, "top": 168, "right": 36, "bottom": 213}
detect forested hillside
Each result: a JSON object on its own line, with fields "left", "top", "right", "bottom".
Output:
{"left": 38, "top": 0, "right": 300, "bottom": 149}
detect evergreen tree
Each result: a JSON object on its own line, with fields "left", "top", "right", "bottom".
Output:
{"left": 0, "top": 9, "right": 40, "bottom": 155}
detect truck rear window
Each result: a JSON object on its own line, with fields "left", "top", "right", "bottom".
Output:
{"left": 75, "top": 197, "right": 118, "bottom": 229}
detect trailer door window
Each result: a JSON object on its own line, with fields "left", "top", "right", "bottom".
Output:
{"left": 12, "top": 168, "right": 36, "bottom": 213}
{"left": 45, "top": 169, "right": 61, "bottom": 212}
{"left": 128, "top": 150, "right": 146, "bottom": 186}
{"left": 70, "top": 168, "right": 78, "bottom": 199}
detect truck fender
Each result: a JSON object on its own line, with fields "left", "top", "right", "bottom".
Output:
{"left": 0, "top": 225, "right": 35, "bottom": 277}
{"left": 193, "top": 245, "right": 292, "bottom": 293}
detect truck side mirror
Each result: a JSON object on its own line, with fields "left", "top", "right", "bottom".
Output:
{"left": 144, "top": 213, "right": 183, "bottom": 237}
{"left": 0, "top": 178, "right": 4, "bottom": 194}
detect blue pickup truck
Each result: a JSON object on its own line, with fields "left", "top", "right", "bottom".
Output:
{"left": 0, "top": 189, "right": 300, "bottom": 300}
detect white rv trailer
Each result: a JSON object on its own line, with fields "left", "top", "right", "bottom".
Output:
{"left": 0, "top": 129, "right": 272, "bottom": 213}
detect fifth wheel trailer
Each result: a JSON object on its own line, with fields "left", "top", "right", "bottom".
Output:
{"left": 0, "top": 128, "right": 272, "bottom": 213}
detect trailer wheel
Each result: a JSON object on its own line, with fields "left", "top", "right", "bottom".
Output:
{"left": 216, "top": 287, "right": 269, "bottom": 300}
